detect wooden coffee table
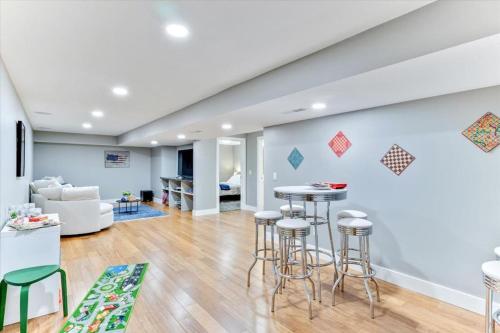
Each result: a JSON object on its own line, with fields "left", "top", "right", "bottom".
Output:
{"left": 115, "top": 199, "right": 140, "bottom": 214}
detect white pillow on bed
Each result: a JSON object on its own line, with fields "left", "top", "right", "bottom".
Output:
{"left": 227, "top": 174, "right": 241, "bottom": 186}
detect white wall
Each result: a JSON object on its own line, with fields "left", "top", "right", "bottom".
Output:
{"left": 0, "top": 59, "right": 33, "bottom": 222}
{"left": 151, "top": 146, "right": 177, "bottom": 199}
{"left": 193, "top": 139, "right": 217, "bottom": 213}
{"left": 264, "top": 86, "right": 500, "bottom": 308}
{"left": 34, "top": 143, "right": 151, "bottom": 199}
{"left": 245, "top": 131, "right": 263, "bottom": 207}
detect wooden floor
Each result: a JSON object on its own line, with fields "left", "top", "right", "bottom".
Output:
{"left": 4, "top": 204, "right": 483, "bottom": 332}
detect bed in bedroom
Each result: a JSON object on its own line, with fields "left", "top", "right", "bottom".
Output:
{"left": 219, "top": 174, "right": 241, "bottom": 211}
{"left": 219, "top": 174, "right": 241, "bottom": 197}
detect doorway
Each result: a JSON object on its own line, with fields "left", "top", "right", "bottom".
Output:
{"left": 257, "top": 136, "right": 264, "bottom": 211}
{"left": 216, "top": 137, "right": 246, "bottom": 212}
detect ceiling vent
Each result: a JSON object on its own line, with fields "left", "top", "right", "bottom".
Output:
{"left": 283, "top": 107, "right": 307, "bottom": 114}
{"left": 34, "top": 111, "right": 53, "bottom": 116}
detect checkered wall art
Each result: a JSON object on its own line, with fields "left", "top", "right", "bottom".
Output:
{"left": 462, "top": 112, "right": 500, "bottom": 152}
{"left": 380, "top": 144, "right": 416, "bottom": 176}
{"left": 287, "top": 147, "right": 304, "bottom": 170}
{"left": 328, "top": 131, "right": 351, "bottom": 158}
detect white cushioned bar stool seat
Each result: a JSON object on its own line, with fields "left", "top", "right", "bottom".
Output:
{"left": 276, "top": 218, "right": 309, "bottom": 230}
{"left": 254, "top": 211, "right": 282, "bottom": 221}
{"left": 337, "top": 209, "right": 368, "bottom": 219}
{"left": 337, "top": 218, "right": 373, "bottom": 236}
{"left": 280, "top": 204, "right": 305, "bottom": 212}
{"left": 494, "top": 247, "right": 500, "bottom": 259}
{"left": 280, "top": 204, "right": 306, "bottom": 218}
{"left": 483, "top": 261, "right": 500, "bottom": 282}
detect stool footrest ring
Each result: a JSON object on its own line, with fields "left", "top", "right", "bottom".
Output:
{"left": 252, "top": 249, "right": 279, "bottom": 262}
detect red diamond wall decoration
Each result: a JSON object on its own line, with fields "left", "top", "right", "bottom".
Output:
{"left": 380, "top": 144, "right": 415, "bottom": 176}
{"left": 329, "top": 131, "right": 351, "bottom": 158}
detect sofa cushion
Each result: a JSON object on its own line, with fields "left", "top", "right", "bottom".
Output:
{"left": 43, "top": 176, "right": 65, "bottom": 184}
{"left": 31, "top": 179, "right": 60, "bottom": 193}
{"left": 61, "top": 186, "right": 100, "bottom": 201}
{"left": 99, "top": 203, "right": 113, "bottom": 215}
{"left": 38, "top": 187, "right": 63, "bottom": 200}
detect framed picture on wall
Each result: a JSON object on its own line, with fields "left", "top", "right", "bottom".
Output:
{"left": 104, "top": 151, "right": 130, "bottom": 168}
{"left": 16, "top": 121, "right": 25, "bottom": 177}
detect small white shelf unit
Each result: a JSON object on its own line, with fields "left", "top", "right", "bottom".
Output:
{"left": 160, "top": 177, "right": 194, "bottom": 212}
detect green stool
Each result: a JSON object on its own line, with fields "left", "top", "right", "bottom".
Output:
{"left": 0, "top": 265, "right": 68, "bottom": 333}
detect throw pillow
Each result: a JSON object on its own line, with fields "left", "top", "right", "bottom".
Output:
{"left": 38, "top": 187, "right": 63, "bottom": 200}
{"left": 61, "top": 186, "right": 100, "bottom": 201}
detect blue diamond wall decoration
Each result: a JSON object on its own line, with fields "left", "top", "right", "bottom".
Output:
{"left": 288, "top": 147, "right": 304, "bottom": 170}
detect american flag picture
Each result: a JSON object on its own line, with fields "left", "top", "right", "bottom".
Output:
{"left": 105, "top": 151, "right": 130, "bottom": 168}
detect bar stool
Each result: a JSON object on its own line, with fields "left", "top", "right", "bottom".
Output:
{"left": 337, "top": 209, "right": 368, "bottom": 219}
{"left": 495, "top": 247, "right": 500, "bottom": 260}
{"left": 247, "top": 211, "right": 282, "bottom": 287}
{"left": 482, "top": 261, "right": 500, "bottom": 333}
{"left": 280, "top": 204, "right": 306, "bottom": 218}
{"left": 272, "top": 219, "right": 315, "bottom": 319}
{"left": 332, "top": 217, "right": 380, "bottom": 319}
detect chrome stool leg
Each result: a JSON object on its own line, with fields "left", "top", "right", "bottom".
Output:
{"left": 486, "top": 286, "right": 494, "bottom": 333}
{"left": 300, "top": 234, "right": 313, "bottom": 319}
{"left": 262, "top": 224, "right": 267, "bottom": 275}
{"left": 247, "top": 222, "right": 259, "bottom": 287}
{"left": 360, "top": 235, "right": 374, "bottom": 319}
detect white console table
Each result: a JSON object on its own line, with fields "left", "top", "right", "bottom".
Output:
{"left": 0, "top": 216, "right": 61, "bottom": 325}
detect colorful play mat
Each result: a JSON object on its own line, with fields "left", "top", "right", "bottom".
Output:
{"left": 60, "top": 263, "right": 148, "bottom": 333}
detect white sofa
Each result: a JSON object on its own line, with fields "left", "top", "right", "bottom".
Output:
{"left": 32, "top": 185, "right": 114, "bottom": 236}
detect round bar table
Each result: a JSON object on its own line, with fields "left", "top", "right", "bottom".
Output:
{"left": 274, "top": 185, "right": 347, "bottom": 302}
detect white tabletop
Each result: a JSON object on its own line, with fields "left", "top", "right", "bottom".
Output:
{"left": 274, "top": 185, "right": 347, "bottom": 195}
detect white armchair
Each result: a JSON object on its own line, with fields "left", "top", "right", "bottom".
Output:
{"left": 32, "top": 186, "right": 114, "bottom": 236}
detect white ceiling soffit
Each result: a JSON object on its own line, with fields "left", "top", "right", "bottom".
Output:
{"left": 140, "top": 34, "right": 500, "bottom": 146}
{"left": 0, "top": 0, "right": 433, "bottom": 136}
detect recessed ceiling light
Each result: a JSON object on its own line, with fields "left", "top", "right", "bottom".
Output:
{"left": 151, "top": 140, "right": 159, "bottom": 145}
{"left": 91, "top": 110, "right": 104, "bottom": 118}
{"left": 112, "top": 86, "right": 129, "bottom": 96}
{"left": 166, "top": 24, "right": 189, "bottom": 38}
{"left": 177, "top": 134, "right": 186, "bottom": 139}
{"left": 82, "top": 122, "right": 92, "bottom": 129}
{"left": 221, "top": 123, "right": 232, "bottom": 130}
{"left": 34, "top": 111, "right": 52, "bottom": 116}
{"left": 311, "top": 102, "right": 326, "bottom": 110}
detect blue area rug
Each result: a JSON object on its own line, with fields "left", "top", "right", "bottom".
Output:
{"left": 113, "top": 204, "right": 166, "bottom": 222}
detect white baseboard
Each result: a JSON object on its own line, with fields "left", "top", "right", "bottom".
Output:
{"left": 241, "top": 205, "right": 257, "bottom": 212}
{"left": 264, "top": 230, "right": 493, "bottom": 315}
{"left": 193, "top": 208, "right": 219, "bottom": 216}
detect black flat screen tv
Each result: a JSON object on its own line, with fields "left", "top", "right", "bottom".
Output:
{"left": 178, "top": 149, "right": 193, "bottom": 178}
{"left": 16, "top": 121, "right": 25, "bottom": 177}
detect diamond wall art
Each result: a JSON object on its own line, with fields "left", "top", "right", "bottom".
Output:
{"left": 462, "top": 112, "right": 500, "bottom": 152}
{"left": 287, "top": 147, "right": 304, "bottom": 170}
{"left": 328, "top": 131, "right": 352, "bottom": 158}
{"left": 380, "top": 144, "right": 416, "bottom": 176}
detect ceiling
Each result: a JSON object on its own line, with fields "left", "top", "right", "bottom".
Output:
{"left": 133, "top": 33, "right": 500, "bottom": 146}
{"left": 0, "top": 0, "right": 432, "bottom": 136}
